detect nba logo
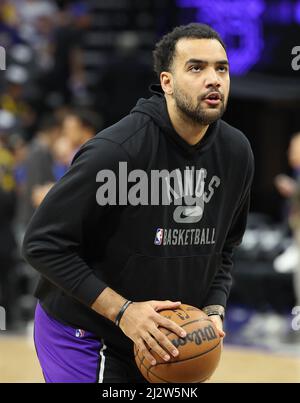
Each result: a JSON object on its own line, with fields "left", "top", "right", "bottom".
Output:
{"left": 75, "top": 329, "right": 85, "bottom": 338}
{"left": 154, "top": 228, "right": 164, "bottom": 245}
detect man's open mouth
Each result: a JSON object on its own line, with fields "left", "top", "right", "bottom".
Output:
{"left": 204, "top": 92, "right": 221, "bottom": 100}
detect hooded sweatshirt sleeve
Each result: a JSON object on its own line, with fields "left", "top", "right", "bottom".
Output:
{"left": 22, "top": 138, "right": 131, "bottom": 307}
{"left": 202, "top": 146, "right": 255, "bottom": 309}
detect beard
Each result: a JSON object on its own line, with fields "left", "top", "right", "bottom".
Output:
{"left": 173, "top": 85, "right": 227, "bottom": 126}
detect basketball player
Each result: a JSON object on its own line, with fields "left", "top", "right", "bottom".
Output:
{"left": 23, "top": 23, "right": 254, "bottom": 383}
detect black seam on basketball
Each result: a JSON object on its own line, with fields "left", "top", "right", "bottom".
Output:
{"left": 136, "top": 351, "right": 147, "bottom": 375}
{"left": 140, "top": 356, "right": 148, "bottom": 378}
{"left": 137, "top": 357, "right": 169, "bottom": 383}
{"left": 135, "top": 344, "right": 152, "bottom": 377}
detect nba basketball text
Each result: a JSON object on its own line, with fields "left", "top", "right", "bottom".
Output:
{"left": 154, "top": 227, "right": 216, "bottom": 246}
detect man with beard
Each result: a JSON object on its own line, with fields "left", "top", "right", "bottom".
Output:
{"left": 23, "top": 23, "right": 254, "bottom": 382}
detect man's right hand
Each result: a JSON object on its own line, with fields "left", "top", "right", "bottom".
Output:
{"left": 119, "top": 300, "right": 187, "bottom": 366}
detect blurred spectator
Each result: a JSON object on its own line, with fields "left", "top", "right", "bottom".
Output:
{"left": 0, "top": 109, "right": 17, "bottom": 328}
{"left": 275, "top": 133, "right": 300, "bottom": 199}
{"left": 62, "top": 109, "right": 101, "bottom": 155}
{"left": 288, "top": 186, "right": 300, "bottom": 308}
{"left": 51, "top": 133, "right": 73, "bottom": 167}
{"left": 16, "top": 0, "right": 58, "bottom": 77}
{"left": 10, "top": 133, "right": 28, "bottom": 192}
{"left": 274, "top": 133, "right": 300, "bottom": 272}
{"left": 0, "top": 0, "right": 18, "bottom": 26}
{"left": 38, "top": 1, "right": 90, "bottom": 106}
{"left": 0, "top": 109, "right": 16, "bottom": 136}
{"left": 9, "top": 44, "right": 33, "bottom": 67}
{"left": 15, "top": 0, "right": 57, "bottom": 49}
{"left": 0, "top": 0, "right": 22, "bottom": 49}
{"left": 17, "top": 109, "right": 101, "bottom": 230}
{"left": 0, "top": 65, "right": 35, "bottom": 130}
{"left": 17, "top": 115, "right": 61, "bottom": 227}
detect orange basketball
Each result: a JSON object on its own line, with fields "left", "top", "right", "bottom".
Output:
{"left": 134, "top": 304, "right": 222, "bottom": 383}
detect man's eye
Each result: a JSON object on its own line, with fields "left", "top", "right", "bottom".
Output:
{"left": 217, "top": 66, "right": 228, "bottom": 72}
{"left": 190, "top": 66, "right": 202, "bottom": 72}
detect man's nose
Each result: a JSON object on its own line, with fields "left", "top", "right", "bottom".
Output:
{"left": 204, "top": 68, "right": 221, "bottom": 88}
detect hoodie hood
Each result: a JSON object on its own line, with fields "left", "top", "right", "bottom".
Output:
{"left": 130, "top": 83, "right": 220, "bottom": 158}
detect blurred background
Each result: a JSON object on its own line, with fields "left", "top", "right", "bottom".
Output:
{"left": 1, "top": 0, "right": 300, "bottom": 382}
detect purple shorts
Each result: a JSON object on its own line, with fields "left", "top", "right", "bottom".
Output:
{"left": 34, "top": 302, "right": 146, "bottom": 383}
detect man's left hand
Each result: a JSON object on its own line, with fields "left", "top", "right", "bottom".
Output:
{"left": 208, "top": 315, "right": 226, "bottom": 338}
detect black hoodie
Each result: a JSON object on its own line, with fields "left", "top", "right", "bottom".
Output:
{"left": 22, "top": 87, "right": 254, "bottom": 356}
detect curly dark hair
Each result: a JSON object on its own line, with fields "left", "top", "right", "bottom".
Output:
{"left": 153, "top": 23, "right": 226, "bottom": 79}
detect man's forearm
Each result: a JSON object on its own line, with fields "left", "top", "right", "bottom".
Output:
{"left": 91, "top": 287, "right": 127, "bottom": 323}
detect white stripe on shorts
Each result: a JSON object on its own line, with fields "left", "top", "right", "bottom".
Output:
{"left": 98, "top": 339, "right": 107, "bottom": 383}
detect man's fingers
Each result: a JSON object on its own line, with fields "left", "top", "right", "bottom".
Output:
{"left": 219, "top": 330, "right": 226, "bottom": 338}
{"left": 136, "top": 339, "right": 157, "bottom": 366}
{"left": 157, "top": 315, "right": 187, "bottom": 338}
{"left": 143, "top": 333, "right": 172, "bottom": 363}
{"left": 151, "top": 300, "right": 182, "bottom": 312}
{"left": 208, "top": 316, "right": 226, "bottom": 339}
{"left": 150, "top": 327, "right": 179, "bottom": 358}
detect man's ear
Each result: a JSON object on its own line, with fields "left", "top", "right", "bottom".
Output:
{"left": 160, "top": 72, "right": 173, "bottom": 95}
